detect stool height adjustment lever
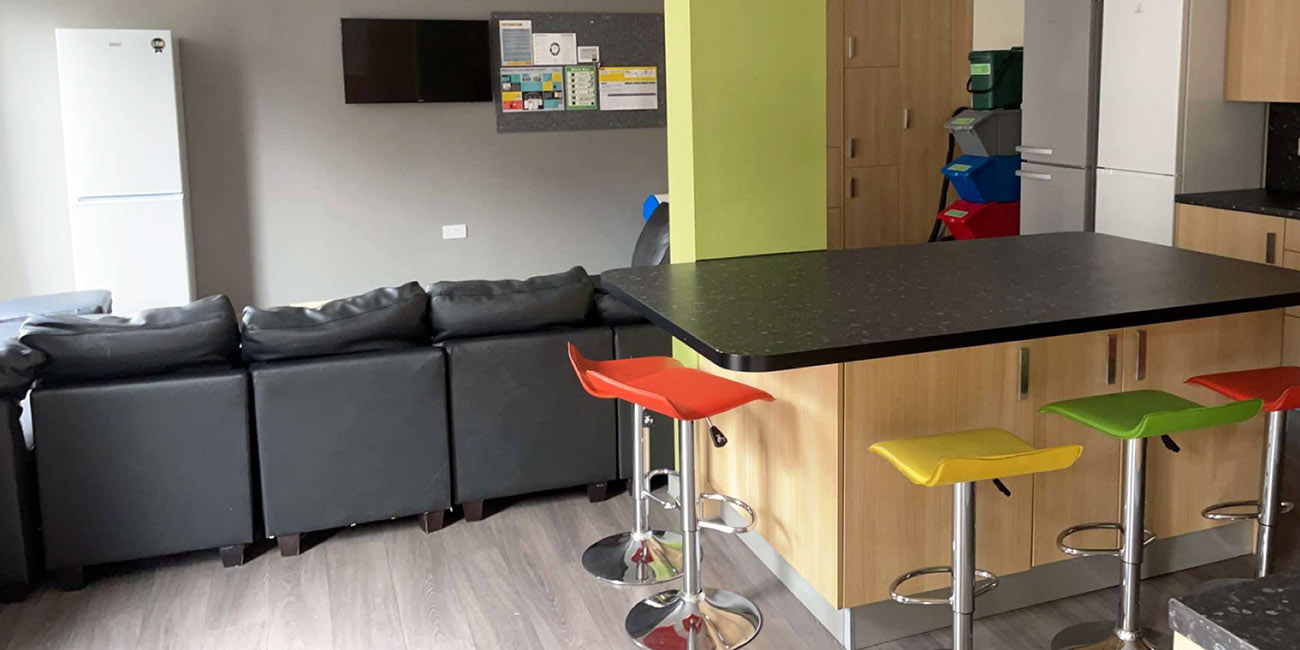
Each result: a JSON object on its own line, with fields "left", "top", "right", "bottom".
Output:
{"left": 1160, "top": 435, "right": 1181, "bottom": 453}
{"left": 705, "top": 416, "right": 727, "bottom": 448}
{"left": 992, "top": 478, "right": 1012, "bottom": 498}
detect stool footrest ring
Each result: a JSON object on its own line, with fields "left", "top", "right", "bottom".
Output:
{"left": 887, "top": 566, "right": 999, "bottom": 607}
{"left": 697, "top": 493, "right": 757, "bottom": 534}
{"left": 1056, "top": 522, "right": 1156, "bottom": 557}
{"left": 643, "top": 469, "right": 681, "bottom": 511}
{"left": 1201, "top": 499, "right": 1296, "bottom": 521}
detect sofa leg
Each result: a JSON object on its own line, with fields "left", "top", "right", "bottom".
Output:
{"left": 419, "top": 510, "right": 446, "bottom": 534}
{"left": 587, "top": 481, "right": 611, "bottom": 503}
{"left": 277, "top": 534, "right": 302, "bottom": 558}
{"left": 219, "top": 544, "right": 247, "bottom": 568}
{"left": 463, "top": 500, "right": 486, "bottom": 522}
{"left": 53, "top": 568, "right": 86, "bottom": 592}
{"left": 0, "top": 582, "right": 28, "bottom": 603}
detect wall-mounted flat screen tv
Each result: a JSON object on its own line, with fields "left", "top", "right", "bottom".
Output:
{"left": 341, "top": 18, "right": 491, "bottom": 104}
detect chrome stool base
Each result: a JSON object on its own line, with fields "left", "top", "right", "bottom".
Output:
{"left": 581, "top": 530, "right": 684, "bottom": 586}
{"left": 625, "top": 588, "right": 762, "bottom": 650}
{"left": 1050, "top": 622, "right": 1165, "bottom": 650}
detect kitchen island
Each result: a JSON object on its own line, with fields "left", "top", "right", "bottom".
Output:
{"left": 601, "top": 233, "right": 1300, "bottom": 648}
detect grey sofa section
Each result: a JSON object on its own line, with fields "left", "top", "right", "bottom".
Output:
{"left": 33, "top": 370, "right": 255, "bottom": 573}
{"left": 0, "top": 400, "right": 39, "bottom": 602}
{"left": 0, "top": 290, "right": 111, "bottom": 326}
{"left": 252, "top": 347, "right": 452, "bottom": 539}
{"left": 441, "top": 326, "right": 618, "bottom": 505}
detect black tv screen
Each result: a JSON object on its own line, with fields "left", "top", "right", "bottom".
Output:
{"left": 342, "top": 18, "right": 491, "bottom": 104}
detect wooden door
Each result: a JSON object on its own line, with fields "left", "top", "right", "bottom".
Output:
{"left": 1028, "top": 331, "right": 1125, "bottom": 566}
{"left": 1124, "top": 311, "right": 1282, "bottom": 538}
{"left": 843, "top": 166, "right": 900, "bottom": 248}
{"left": 1174, "top": 204, "right": 1284, "bottom": 265}
{"left": 843, "top": 67, "right": 902, "bottom": 168}
{"left": 842, "top": 342, "right": 1035, "bottom": 607}
{"left": 843, "top": 0, "right": 900, "bottom": 69}
{"left": 898, "top": 0, "right": 955, "bottom": 244}
{"left": 1226, "top": 0, "right": 1300, "bottom": 102}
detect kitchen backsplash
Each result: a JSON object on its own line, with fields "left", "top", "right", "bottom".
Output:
{"left": 1268, "top": 103, "right": 1300, "bottom": 192}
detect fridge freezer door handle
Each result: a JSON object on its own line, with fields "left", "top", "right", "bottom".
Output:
{"left": 1016, "top": 146, "right": 1054, "bottom": 156}
{"left": 74, "top": 192, "right": 185, "bottom": 205}
{"left": 1015, "top": 170, "right": 1053, "bottom": 182}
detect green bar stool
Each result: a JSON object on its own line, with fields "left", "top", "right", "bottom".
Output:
{"left": 870, "top": 428, "right": 1083, "bottom": 650}
{"left": 1042, "top": 390, "right": 1261, "bottom": 650}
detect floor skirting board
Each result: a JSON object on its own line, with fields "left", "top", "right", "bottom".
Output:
{"left": 726, "top": 511, "right": 1255, "bottom": 650}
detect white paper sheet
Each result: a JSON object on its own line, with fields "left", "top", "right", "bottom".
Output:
{"left": 531, "top": 33, "right": 577, "bottom": 66}
{"left": 499, "top": 20, "right": 533, "bottom": 66}
{"left": 598, "top": 67, "right": 659, "bottom": 111}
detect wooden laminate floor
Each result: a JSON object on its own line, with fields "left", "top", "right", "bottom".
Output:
{"left": 0, "top": 481, "right": 1290, "bottom": 650}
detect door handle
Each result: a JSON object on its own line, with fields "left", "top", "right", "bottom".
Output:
{"left": 849, "top": 177, "right": 857, "bottom": 199}
{"left": 1016, "top": 145, "right": 1054, "bottom": 156}
{"left": 1015, "top": 170, "right": 1053, "bottom": 181}
{"left": 1267, "top": 232, "right": 1278, "bottom": 265}
{"left": 848, "top": 138, "right": 856, "bottom": 159}
{"left": 1106, "top": 333, "right": 1118, "bottom": 386}
{"left": 902, "top": 108, "right": 911, "bottom": 130}
{"left": 1135, "top": 330, "right": 1147, "bottom": 381}
{"left": 1018, "top": 347, "right": 1030, "bottom": 401}
{"left": 848, "top": 37, "right": 856, "bottom": 59}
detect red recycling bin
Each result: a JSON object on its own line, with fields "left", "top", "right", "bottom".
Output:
{"left": 938, "top": 200, "right": 1020, "bottom": 240}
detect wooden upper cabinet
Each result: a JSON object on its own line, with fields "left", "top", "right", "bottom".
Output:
{"left": 1174, "top": 204, "right": 1284, "bottom": 266}
{"left": 1226, "top": 0, "right": 1300, "bottom": 102}
{"left": 843, "top": 67, "right": 902, "bottom": 167}
{"left": 844, "top": 0, "right": 901, "bottom": 68}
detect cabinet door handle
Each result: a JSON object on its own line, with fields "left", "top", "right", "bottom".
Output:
{"left": 1015, "top": 145, "right": 1054, "bottom": 156}
{"left": 1267, "top": 232, "right": 1278, "bottom": 265}
{"left": 1106, "top": 333, "right": 1118, "bottom": 386}
{"left": 1018, "top": 347, "right": 1030, "bottom": 401}
{"left": 1015, "top": 170, "right": 1053, "bottom": 182}
{"left": 849, "top": 177, "right": 857, "bottom": 199}
{"left": 902, "top": 108, "right": 912, "bottom": 130}
{"left": 1135, "top": 330, "right": 1148, "bottom": 381}
{"left": 848, "top": 36, "right": 856, "bottom": 59}
{"left": 849, "top": 138, "right": 857, "bottom": 159}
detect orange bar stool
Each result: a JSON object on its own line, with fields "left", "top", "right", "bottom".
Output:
{"left": 1187, "top": 366, "right": 1300, "bottom": 580}
{"left": 568, "top": 345, "right": 685, "bottom": 586}
{"left": 569, "top": 344, "right": 774, "bottom": 650}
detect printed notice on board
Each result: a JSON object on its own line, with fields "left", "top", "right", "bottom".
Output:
{"left": 532, "top": 33, "right": 577, "bottom": 65}
{"left": 500, "top": 67, "right": 565, "bottom": 112}
{"left": 565, "top": 65, "right": 598, "bottom": 110}
{"left": 499, "top": 20, "right": 533, "bottom": 66}
{"left": 598, "top": 67, "right": 658, "bottom": 111}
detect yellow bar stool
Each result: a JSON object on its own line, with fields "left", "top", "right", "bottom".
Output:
{"left": 870, "top": 429, "right": 1083, "bottom": 650}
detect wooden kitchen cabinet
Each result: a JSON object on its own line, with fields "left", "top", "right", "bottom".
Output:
{"left": 843, "top": 0, "right": 900, "bottom": 69}
{"left": 843, "top": 67, "right": 902, "bottom": 169}
{"left": 1174, "top": 204, "right": 1284, "bottom": 265}
{"left": 1226, "top": 0, "right": 1300, "bottom": 102}
{"left": 843, "top": 166, "right": 901, "bottom": 248}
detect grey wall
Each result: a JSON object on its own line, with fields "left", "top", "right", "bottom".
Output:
{"left": 0, "top": 0, "right": 667, "bottom": 309}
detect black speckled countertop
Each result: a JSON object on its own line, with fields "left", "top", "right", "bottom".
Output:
{"left": 601, "top": 232, "right": 1300, "bottom": 372}
{"left": 1169, "top": 570, "right": 1300, "bottom": 650}
{"left": 1176, "top": 188, "right": 1300, "bottom": 220}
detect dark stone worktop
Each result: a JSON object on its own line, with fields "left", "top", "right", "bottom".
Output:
{"left": 1176, "top": 188, "right": 1300, "bottom": 221}
{"left": 601, "top": 232, "right": 1300, "bottom": 372}
{"left": 1169, "top": 570, "right": 1300, "bottom": 650}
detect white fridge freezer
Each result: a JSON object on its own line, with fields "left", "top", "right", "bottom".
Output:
{"left": 1094, "top": 168, "right": 1177, "bottom": 246}
{"left": 56, "top": 28, "right": 195, "bottom": 314}
{"left": 1017, "top": 163, "right": 1094, "bottom": 235}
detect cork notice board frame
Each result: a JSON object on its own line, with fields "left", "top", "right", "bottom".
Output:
{"left": 490, "top": 11, "right": 666, "bottom": 133}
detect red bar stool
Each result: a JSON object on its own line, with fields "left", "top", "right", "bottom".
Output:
{"left": 1187, "top": 366, "right": 1299, "bottom": 580}
{"left": 569, "top": 344, "right": 774, "bottom": 650}
{"left": 569, "top": 345, "right": 685, "bottom": 586}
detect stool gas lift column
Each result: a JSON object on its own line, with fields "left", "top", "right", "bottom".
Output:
{"left": 568, "top": 346, "right": 685, "bottom": 585}
{"left": 1187, "top": 366, "right": 1300, "bottom": 584}
{"left": 1042, "top": 390, "right": 1261, "bottom": 650}
{"left": 569, "top": 344, "right": 775, "bottom": 649}
{"left": 870, "top": 429, "right": 1082, "bottom": 650}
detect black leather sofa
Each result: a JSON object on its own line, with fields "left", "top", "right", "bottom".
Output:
{"left": 0, "top": 341, "right": 44, "bottom": 602}
{"left": 242, "top": 283, "right": 452, "bottom": 556}
{"left": 19, "top": 297, "right": 257, "bottom": 588}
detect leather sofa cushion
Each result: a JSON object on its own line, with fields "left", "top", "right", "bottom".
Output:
{"left": 18, "top": 295, "right": 240, "bottom": 383}
{"left": 0, "top": 341, "right": 44, "bottom": 400}
{"left": 241, "top": 282, "right": 430, "bottom": 363}
{"left": 428, "top": 267, "right": 594, "bottom": 341}
{"left": 594, "top": 290, "right": 647, "bottom": 326}
{"left": 631, "top": 203, "right": 670, "bottom": 267}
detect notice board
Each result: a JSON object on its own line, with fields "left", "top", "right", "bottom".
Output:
{"left": 489, "top": 11, "right": 666, "bottom": 133}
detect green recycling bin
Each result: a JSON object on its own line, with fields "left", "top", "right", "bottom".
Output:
{"left": 968, "top": 48, "right": 1023, "bottom": 110}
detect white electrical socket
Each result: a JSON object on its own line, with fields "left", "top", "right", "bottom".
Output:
{"left": 442, "top": 224, "right": 468, "bottom": 240}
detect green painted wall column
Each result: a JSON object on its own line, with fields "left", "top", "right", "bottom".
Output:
{"left": 665, "top": 0, "right": 827, "bottom": 263}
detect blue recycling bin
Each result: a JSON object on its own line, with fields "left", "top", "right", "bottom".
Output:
{"left": 942, "top": 155, "right": 1021, "bottom": 203}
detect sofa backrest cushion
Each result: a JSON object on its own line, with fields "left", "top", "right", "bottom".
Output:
{"left": 0, "top": 340, "right": 45, "bottom": 399}
{"left": 241, "top": 282, "right": 431, "bottom": 363}
{"left": 631, "top": 203, "right": 670, "bottom": 267}
{"left": 18, "top": 295, "right": 241, "bottom": 383}
{"left": 594, "top": 289, "right": 648, "bottom": 326}
{"left": 428, "top": 267, "right": 594, "bottom": 341}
